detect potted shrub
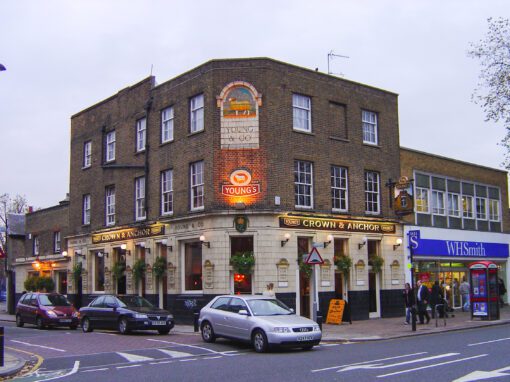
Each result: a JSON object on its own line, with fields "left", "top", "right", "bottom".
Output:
{"left": 24, "top": 275, "right": 38, "bottom": 292}
{"left": 334, "top": 255, "right": 353, "bottom": 276}
{"left": 230, "top": 251, "right": 255, "bottom": 275}
{"left": 37, "top": 276, "right": 55, "bottom": 292}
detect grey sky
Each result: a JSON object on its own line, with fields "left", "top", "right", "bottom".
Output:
{"left": 1, "top": 0, "right": 508, "bottom": 209}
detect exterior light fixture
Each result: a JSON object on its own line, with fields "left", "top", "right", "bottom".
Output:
{"left": 281, "top": 233, "right": 291, "bottom": 247}
{"left": 75, "top": 250, "right": 85, "bottom": 258}
{"left": 200, "top": 235, "right": 210, "bottom": 248}
{"left": 324, "top": 234, "right": 334, "bottom": 248}
{"left": 393, "top": 238, "right": 403, "bottom": 250}
{"left": 62, "top": 251, "right": 68, "bottom": 257}
{"left": 120, "top": 244, "right": 127, "bottom": 250}
{"left": 98, "top": 251, "right": 108, "bottom": 259}
{"left": 358, "top": 236, "right": 368, "bottom": 250}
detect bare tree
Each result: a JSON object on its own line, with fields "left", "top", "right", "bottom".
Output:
{"left": 468, "top": 17, "right": 510, "bottom": 167}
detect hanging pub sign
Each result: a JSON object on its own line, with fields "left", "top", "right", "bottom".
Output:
{"left": 221, "top": 169, "right": 261, "bottom": 197}
{"left": 92, "top": 224, "right": 165, "bottom": 244}
{"left": 394, "top": 176, "right": 414, "bottom": 216}
{"left": 234, "top": 215, "right": 249, "bottom": 233}
{"left": 279, "top": 216, "right": 396, "bottom": 234}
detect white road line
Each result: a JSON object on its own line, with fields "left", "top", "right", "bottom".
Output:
{"left": 146, "top": 339, "right": 220, "bottom": 354}
{"left": 10, "top": 340, "right": 66, "bottom": 353}
{"left": 377, "top": 354, "right": 488, "bottom": 378}
{"left": 157, "top": 349, "right": 194, "bottom": 358}
{"left": 203, "top": 356, "right": 222, "bottom": 360}
{"left": 468, "top": 337, "right": 510, "bottom": 346}
{"left": 81, "top": 368, "right": 109, "bottom": 373}
{"left": 363, "top": 353, "right": 460, "bottom": 370}
{"left": 38, "top": 361, "right": 80, "bottom": 381}
{"left": 179, "top": 358, "right": 198, "bottom": 362}
{"left": 311, "top": 352, "right": 428, "bottom": 373}
{"left": 117, "top": 364, "right": 141, "bottom": 369}
{"left": 116, "top": 352, "right": 154, "bottom": 363}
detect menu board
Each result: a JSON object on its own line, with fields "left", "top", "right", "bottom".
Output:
{"left": 471, "top": 270, "right": 487, "bottom": 298}
{"left": 326, "top": 299, "right": 346, "bottom": 325}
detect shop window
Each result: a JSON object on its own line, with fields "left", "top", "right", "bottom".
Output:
{"left": 58, "top": 271, "right": 67, "bottom": 294}
{"left": 231, "top": 236, "right": 254, "bottom": 294}
{"left": 94, "top": 251, "right": 105, "bottom": 292}
{"left": 184, "top": 242, "right": 202, "bottom": 291}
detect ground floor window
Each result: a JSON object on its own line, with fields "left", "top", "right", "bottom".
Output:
{"left": 94, "top": 251, "right": 105, "bottom": 292}
{"left": 231, "top": 236, "right": 253, "bottom": 294}
{"left": 57, "top": 271, "right": 67, "bottom": 294}
{"left": 184, "top": 242, "right": 202, "bottom": 291}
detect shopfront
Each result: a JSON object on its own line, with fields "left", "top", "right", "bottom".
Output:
{"left": 404, "top": 226, "right": 510, "bottom": 308}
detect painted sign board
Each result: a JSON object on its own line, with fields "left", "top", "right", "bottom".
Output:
{"left": 280, "top": 216, "right": 396, "bottom": 234}
{"left": 326, "top": 299, "right": 346, "bottom": 325}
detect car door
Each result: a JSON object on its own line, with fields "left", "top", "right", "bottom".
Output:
{"left": 224, "top": 297, "right": 252, "bottom": 340}
{"left": 18, "top": 293, "right": 31, "bottom": 323}
{"left": 103, "top": 296, "right": 121, "bottom": 329}
{"left": 27, "top": 294, "right": 40, "bottom": 324}
{"left": 87, "top": 296, "right": 106, "bottom": 328}
{"left": 207, "top": 297, "right": 232, "bottom": 336}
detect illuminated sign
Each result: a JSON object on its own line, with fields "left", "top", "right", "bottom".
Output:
{"left": 279, "top": 216, "right": 396, "bottom": 234}
{"left": 92, "top": 224, "right": 165, "bottom": 244}
{"left": 222, "top": 169, "right": 260, "bottom": 197}
{"left": 394, "top": 176, "right": 414, "bottom": 216}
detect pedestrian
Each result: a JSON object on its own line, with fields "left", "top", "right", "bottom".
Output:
{"left": 416, "top": 280, "right": 430, "bottom": 324}
{"left": 498, "top": 278, "right": 506, "bottom": 306}
{"left": 263, "top": 283, "right": 275, "bottom": 297}
{"left": 429, "top": 281, "right": 442, "bottom": 318}
{"left": 459, "top": 277, "right": 470, "bottom": 312}
{"left": 402, "top": 282, "right": 415, "bottom": 324}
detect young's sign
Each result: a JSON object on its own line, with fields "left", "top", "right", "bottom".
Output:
{"left": 221, "top": 169, "right": 260, "bottom": 197}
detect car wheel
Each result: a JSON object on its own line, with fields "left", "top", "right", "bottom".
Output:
{"left": 201, "top": 321, "right": 216, "bottom": 343}
{"left": 118, "top": 317, "right": 130, "bottom": 334}
{"left": 302, "top": 345, "right": 314, "bottom": 351}
{"left": 82, "top": 317, "right": 93, "bottom": 333}
{"left": 36, "top": 316, "right": 45, "bottom": 330}
{"left": 69, "top": 325, "right": 78, "bottom": 330}
{"left": 158, "top": 328, "right": 170, "bottom": 335}
{"left": 252, "top": 329, "right": 268, "bottom": 353}
{"left": 16, "top": 314, "right": 24, "bottom": 327}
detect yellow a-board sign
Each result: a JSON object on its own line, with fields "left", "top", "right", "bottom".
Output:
{"left": 326, "top": 299, "right": 345, "bottom": 325}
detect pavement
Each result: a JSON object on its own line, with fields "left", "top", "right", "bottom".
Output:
{"left": 0, "top": 303, "right": 509, "bottom": 378}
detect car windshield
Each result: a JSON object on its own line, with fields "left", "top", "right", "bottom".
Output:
{"left": 247, "top": 299, "right": 293, "bottom": 316}
{"left": 117, "top": 295, "right": 154, "bottom": 309}
{"left": 39, "top": 294, "right": 71, "bottom": 307}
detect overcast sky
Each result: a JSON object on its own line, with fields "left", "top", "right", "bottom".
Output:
{"left": 1, "top": 0, "right": 508, "bottom": 209}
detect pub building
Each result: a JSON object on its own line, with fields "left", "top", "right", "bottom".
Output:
{"left": 400, "top": 148, "right": 510, "bottom": 309}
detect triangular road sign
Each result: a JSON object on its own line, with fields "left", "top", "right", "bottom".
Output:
{"left": 305, "top": 247, "right": 324, "bottom": 264}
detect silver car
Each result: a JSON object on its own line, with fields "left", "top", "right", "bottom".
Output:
{"left": 198, "top": 295, "right": 322, "bottom": 352}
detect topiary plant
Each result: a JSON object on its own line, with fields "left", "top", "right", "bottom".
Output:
{"left": 152, "top": 256, "right": 167, "bottom": 280}
{"left": 132, "top": 258, "right": 146, "bottom": 284}
{"left": 230, "top": 251, "right": 255, "bottom": 275}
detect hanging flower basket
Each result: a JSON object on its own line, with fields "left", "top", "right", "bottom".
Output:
{"left": 132, "top": 258, "right": 146, "bottom": 284}
{"left": 334, "top": 255, "right": 352, "bottom": 276}
{"left": 230, "top": 251, "right": 255, "bottom": 275}
{"left": 72, "top": 262, "right": 82, "bottom": 284}
{"left": 111, "top": 261, "right": 125, "bottom": 281}
{"left": 152, "top": 256, "right": 167, "bottom": 280}
{"left": 371, "top": 256, "right": 384, "bottom": 274}
{"left": 298, "top": 256, "right": 313, "bottom": 279}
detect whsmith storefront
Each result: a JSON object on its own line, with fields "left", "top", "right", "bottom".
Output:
{"left": 404, "top": 226, "right": 510, "bottom": 309}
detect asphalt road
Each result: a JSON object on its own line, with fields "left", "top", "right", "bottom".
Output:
{"left": 5, "top": 322, "right": 510, "bottom": 382}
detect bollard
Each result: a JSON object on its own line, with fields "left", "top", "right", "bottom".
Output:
{"left": 194, "top": 312, "right": 199, "bottom": 333}
{"left": 0, "top": 326, "right": 4, "bottom": 367}
{"left": 316, "top": 314, "right": 323, "bottom": 331}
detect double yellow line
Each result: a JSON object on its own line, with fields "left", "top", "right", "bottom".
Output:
{"left": 5, "top": 346, "right": 44, "bottom": 376}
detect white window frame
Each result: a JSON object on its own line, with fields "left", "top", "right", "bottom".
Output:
{"left": 294, "top": 160, "right": 314, "bottom": 209}
{"left": 33, "top": 236, "right": 40, "bottom": 256}
{"left": 92, "top": 251, "right": 106, "bottom": 294}
{"left": 489, "top": 199, "right": 500, "bottom": 222}
{"left": 190, "top": 161, "right": 204, "bottom": 211}
{"left": 190, "top": 94, "right": 204, "bottom": 133}
{"left": 135, "top": 177, "right": 146, "bottom": 221}
{"left": 362, "top": 110, "right": 378, "bottom": 145}
{"left": 331, "top": 166, "right": 348, "bottom": 212}
{"left": 181, "top": 241, "right": 203, "bottom": 294}
{"left": 161, "top": 106, "right": 174, "bottom": 143}
{"left": 292, "top": 94, "right": 311, "bottom": 132}
{"left": 161, "top": 169, "right": 173, "bottom": 215}
{"left": 105, "top": 186, "right": 115, "bottom": 226}
{"left": 476, "top": 197, "right": 487, "bottom": 220}
{"left": 136, "top": 118, "right": 146, "bottom": 152}
{"left": 364, "top": 171, "right": 380, "bottom": 215}
{"left": 462, "top": 195, "right": 474, "bottom": 219}
{"left": 83, "top": 141, "right": 92, "bottom": 168}
{"left": 415, "top": 187, "right": 429, "bottom": 213}
{"left": 447, "top": 192, "right": 460, "bottom": 217}
{"left": 431, "top": 190, "right": 446, "bottom": 215}
{"left": 53, "top": 231, "right": 61, "bottom": 253}
{"left": 83, "top": 194, "right": 91, "bottom": 225}
{"left": 106, "top": 131, "right": 116, "bottom": 162}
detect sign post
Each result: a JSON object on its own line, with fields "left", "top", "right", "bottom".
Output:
{"left": 305, "top": 247, "right": 324, "bottom": 324}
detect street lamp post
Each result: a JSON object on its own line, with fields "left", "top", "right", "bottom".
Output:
{"left": 408, "top": 231, "right": 417, "bottom": 332}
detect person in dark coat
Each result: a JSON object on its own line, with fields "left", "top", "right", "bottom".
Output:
{"left": 402, "top": 282, "right": 415, "bottom": 324}
{"left": 498, "top": 278, "right": 506, "bottom": 306}
{"left": 416, "top": 280, "right": 430, "bottom": 324}
{"left": 430, "top": 281, "right": 443, "bottom": 318}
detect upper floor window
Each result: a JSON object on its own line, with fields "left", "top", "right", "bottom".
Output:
{"left": 294, "top": 160, "right": 313, "bottom": 208}
{"left": 53, "top": 231, "right": 61, "bottom": 253}
{"left": 83, "top": 194, "right": 91, "bottom": 225}
{"left": 106, "top": 131, "right": 116, "bottom": 162}
{"left": 105, "top": 186, "right": 115, "bottom": 226}
{"left": 292, "top": 94, "right": 311, "bottom": 132}
{"left": 431, "top": 190, "right": 445, "bottom": 215}
{"left": 161, "top": 169, "right": 173, "bottom": 215}
{"left": 161, "top": 106, "right": 174, "bottom": 143}
{"left": 135, "top": 177, "right": 146, "bottom": 220}
{"left": 364, "top": 171, "right": 380, "bottom": 214}
{"left": 415, "top": 187, "right": 429, "bottom": 213}
{"left": 190, "top": 94, "right": 204, "bottom": 133}
{"left": 362, "top": 110, "right": 378, "bottom": 145}
{"left": 83, "top": 141, "right": 92, "bottom": 168}
{"left": 33, "top": 235, "right": 40, "bottom": 256}
{"left": 476, "top": 197, "right": 487, "bottom": 220}
{"left": 462, "top": 195, "right": 474, "bottom": 219}
{"left": 447, "top": 193, "right": 460, "bottom": 217}
{"left": 136, "top": 118, "right": 146, "bottom": 152}
{"left": 489, "top": 199, "right": 500, "bottom": 221}
{"left": 331, "top": 166, "right": 348, "bottom": 212}
{"left": 190, "top": 161, "right": 204, "bottom": 211}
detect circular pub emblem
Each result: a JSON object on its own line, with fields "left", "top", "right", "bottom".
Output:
{"left": 229, "top": 169, "right": 252, "bottom": 186}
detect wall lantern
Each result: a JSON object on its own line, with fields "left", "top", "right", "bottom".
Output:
{"left": 324, "top": 234, "right": 333, "bottom": 248}
{"left": 75, "top": 250, "right": 85, "bottom": 259}
{"left": 358, "top": 236, "right": 368, "bottom": 250}
{"left": 62, "top": 251, "right": 68, "bottom": 257}
{"left": 281, "top": 233, "right": 291, "bottom": 247}
{"left": 200, "top": 235, "right": 210, "bottom": 248}
{"left": 393, "top": 238, "right": 403, "bottom": 250}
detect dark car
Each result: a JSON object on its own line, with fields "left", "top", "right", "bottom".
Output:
{"left": 79, "top": 295, "right": 174, "bottom": 335}
{"left": 16, "top": 292, "right": 80, "bottom": 330}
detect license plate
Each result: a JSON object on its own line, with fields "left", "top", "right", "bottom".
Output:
{"left": 151, "top": 321, "right": 166, "bottom": 326}
{"left": 60, "top": 319, "right": 72, "bottom": 323}
{"left": 297, "top": 336, "right": 314, "bottom": 341}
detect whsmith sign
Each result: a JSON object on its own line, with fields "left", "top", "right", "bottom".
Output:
{"left": 279, "top": 216, "right": 396, "bottom": 234}
{"left": 92, "top": 224, "right": 165, "bottom": 244}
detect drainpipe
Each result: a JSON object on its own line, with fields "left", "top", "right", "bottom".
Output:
{"left": 143, "top": 96, "right": 153, "bottom": 219}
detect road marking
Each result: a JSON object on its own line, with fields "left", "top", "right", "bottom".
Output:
{"left": 339, "top": 353, "right": 459, "bottom": 372}
{"left": 117, "top": 364, "right": 141, "bottom": 369}
{"left": 312, "top": 352, "right": 427, "bottom": 373}
{"left": 146, "top": 339, "right": 220, "bottom": 353}
{"left": 81, "top": 368, "right": 109, "bottom": 373}
{"left": 203, "top": 356, "right": 222, "bottom": 360}
{"left": 6, "top": 346, "right": 45, "bottom": 375}
{"left": 116, "top": 352, "right": 154, "bottom": 363}
{"left": 151, "top": 361, "right": 172, "bottom": 365}
{"left": 377, "top": 354, "right": 488, "bottom": 378}
{"left": 179, "top": 358, "right": 198, "bottom": 362}
{"left": 10, "top": 340, "right": 66, "bottom": 352}
{"left": 453, "top": 365, "right": 510, "bottom": 382}
{"left": 37, "top": 361, "right": 80, "bottom": 381}
{"left": 468, "top": 337, "right": 510, "bottom": 346}
{"left": 157, "top": 349, "right": 194, "bottom": 358}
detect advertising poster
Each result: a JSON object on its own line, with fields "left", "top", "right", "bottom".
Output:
{"left": 473, "top": 302, "right": 488, "bottom": 316}
{"left": 471, "top": 270, "right": 487, "bottom": 298}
